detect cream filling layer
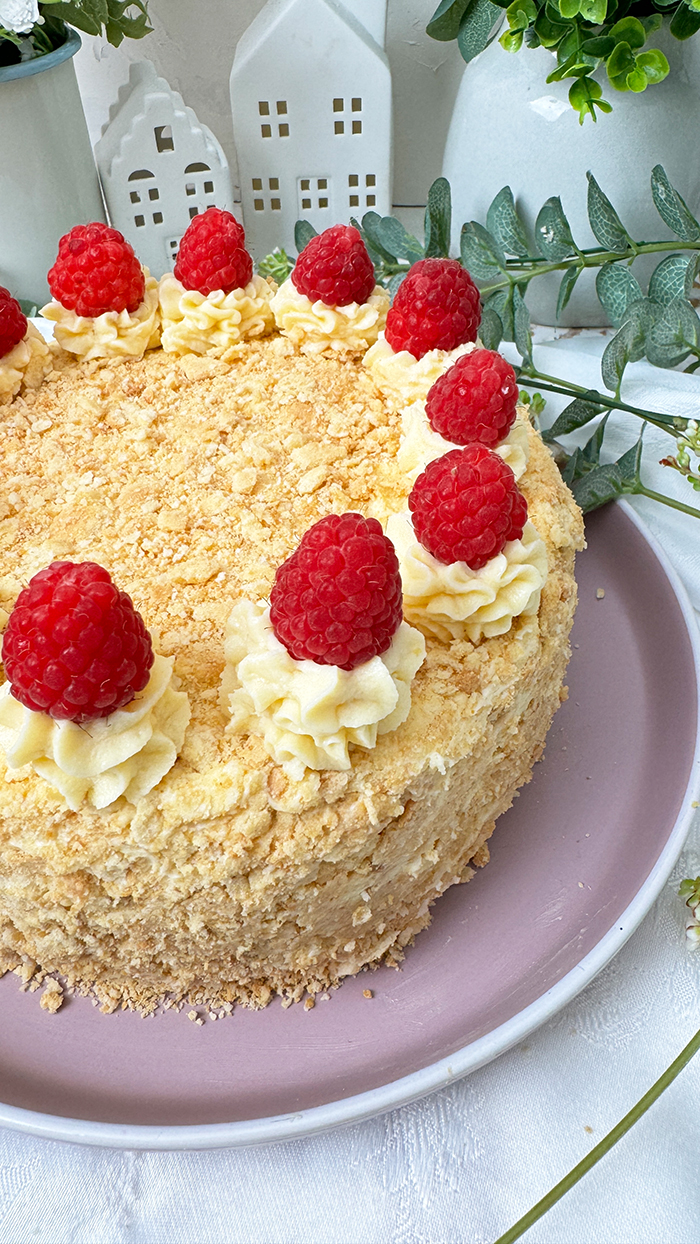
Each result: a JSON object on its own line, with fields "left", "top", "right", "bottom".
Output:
{"left": 0, "top": 322, "right": 52, "bottom": 406}
{"left": 363, "top": 334, "right": 478, "bottom": 409}
{"left": 398, "top": 402, "right": 530, "bottom": 485}
{"left": 386, "top": 514, "right": 548, "bottom": 643}
{"left": 0, "top": 655, "right": 190, "bottom": 811}
{"left": 40, "top": 269, "right": 160, "bottom": 360}
{"left": 159, "top": 273, "right": 275, "bottom": 357}
{"left": 270, "top": 278, "right": 389, "bottom": 354}
{"left": 219, "top": 601, "right": 426, "bottom": 780}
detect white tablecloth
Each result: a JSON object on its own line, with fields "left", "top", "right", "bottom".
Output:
{"left": 1, "top": 331, "right": 699, "bottom": 1244}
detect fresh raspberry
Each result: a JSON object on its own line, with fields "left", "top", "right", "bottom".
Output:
{"left": 269, "top": 513, "right": 403, "bottom": 670}
{"left": 0, "top": 286, "right": 27, "bottom": 359}
{"left": 291, "top": 225, "right": 375, "bottom": 307}
{"left": 48, "top": 223, "right": 145, "bottom": 319}
{"left": 425, "top": 349, "right": 519, "bottom": 448}
{"left": 409, "top": 445, "right": 528, "bottom": 571}
{"left": 2, "top": 562, "right": 154, "bottom": 723}
{"left": 385, "top": 258, "right": 481, "bottom": 360}
{"left": 174, "top": 207, "right": 252, "bottom": 296}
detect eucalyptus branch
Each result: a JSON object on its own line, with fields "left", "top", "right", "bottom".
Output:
{"left": 516, "top": 367, "right": 686, "bottom": 434}
{"left": 493, "top": 1021, "right": 700, "bottom": 1244}
{"left": 479, "top": 238, "right": 700, "bottom": 298}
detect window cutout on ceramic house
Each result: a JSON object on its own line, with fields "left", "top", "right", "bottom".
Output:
{"left": 130, "top": 190, "right": 140, "bottom": 203}
{"left": 352, "top": 120, "right": 362, "bottom": 134}
{"left": 269, "top": 177, "right": 279, "bottom": 190}
{"left": 96, "top": 61, "right": 232, "bottom": 278}
{"left": 352, "top": 97, "right": 362, "bottom": 111}
{"left": 348, "top": 174, "right": 359, "bottom": 187}
{"left": 154, "top": 125, "right": 174, "bottom": 153}
{"left": 261, "top": 124, "right": 272, "bottom": 138}
{"left": 252, "top": 178, "right": 263, "bottom": 191}
{"left": 335, "top": 121, "right": 344, "bottom": 135}
{"left": 276, "top": 101, "right": 288, "bottom": 114}
{"left": 279, "top": 123, "right": 289, "bottom": 137}
{"left": 271, "top": 198, "right": 281, "bottom": 210}
{"left": 259, "top": 101, "right": 270, "bottom": 115}
{"left": 333, "top": 98, "right": 344, "bottom": 112}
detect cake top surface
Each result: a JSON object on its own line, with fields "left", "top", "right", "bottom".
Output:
{"left": 0, "top": 337, "right": 583, "bottom": 861}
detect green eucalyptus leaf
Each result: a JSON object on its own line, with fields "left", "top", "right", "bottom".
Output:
{"left": 561, "top": 446, "right": 587, "bottom": 484}
{"left": 500, "top": 27, "right": 524, "bottom": 50}
{"left": 595, "top": 262, "right": 643, "bottom": 325}
{"left": 586, "top": 172, "right": 629, "bottom": 252}
{"left": 648, "top": 253, "right": 700, "bottom": 305}
{"left": 636, "top": 49, "right": 669, "bottom": 84}
{"left": 579, "top": 0, "right": 607, "bottom": 23}
{"left": 558, "top": 0, "right": 581, "bottom": 18}
{"left": 646, "top": 296, "right": 700, "bottom": 367}
{"left": 424, "top": 177, "right": 452, "bottom": 258}
{"left": 670, "top": 4, "right": 700, "bottom": 38}
{"left": 535, "top": 196, "right": 577, "bottom": 259}
{"left": 581, "top": 35, "right": 615, "bottom": 55}
{"left": 641, "top": 12, "right": 663, "bottom": 32}
{"left": 16, "top": 298, "right": 39, "bottom": 318}
{"left": 556, "top": 265, "right": 582, "bottom": 318}
{"left": 484, "top": 288, "right": 515, "bottom": 340}
{"left": 600, "top": 300, "right": 653, "bottom": 390}
{"left": 542, "top": 397, "right": 602, "bottom": 442}
{"left": 534, "top": 10, "right": 571, "bottom": 43}
{"left": 375, "top": 216, "right": 424, "bottom": 262}
{"left": 572, "top": 461, "right": 624, "bottom": 511}
{"left": 582, "top": 412, "right": 610, "bottom": 463}
{"left": 478, "top": 306, "right": 504, "bottom": 350}
{"left": 513, "top": 285, "right": 532, "bottom": 361}
{"left": 569, "top": 76, "right": 612, "bottom": 120}
{"left": 426, "top": 0, "right": 472, "bottom": 39}
{"left": 486, "top": 186, "right": 530, "bottom": 257}
{"left": 294, "top": 220, "right": 317, "bottom": 253}
{"left": 609, "top": 15, "right": 646, "bottom": 46}
{"left": 388, "top": 272, "right": 408, "bottom": 303}
{"left": 651, "top": 165, "right": 700, "bottom": 240}
{"left": 626, "top": 66, "right": 649, "bottom": 91}
{"left": 40, "top": 2, "right": 102, "bottom": 35}
{"left": 607, "top": 39, "right": 636, "bottom": 89}
{"left": 458, "top": 0, "right": 502, "bottom": 60}
{"left": 460, "top": 221, "right": 507, "bottom": 278}
{"left": 615, "top": 433, "right": 644, "bottom": 485}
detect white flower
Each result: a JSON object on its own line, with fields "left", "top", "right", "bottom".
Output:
{"left": 0, "top": 0, "right": 39, "bottom": 33}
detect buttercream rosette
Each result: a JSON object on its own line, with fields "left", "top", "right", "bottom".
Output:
{"left": 387, "top": 512, "right": 548, "bottom": 644}
{"left": 271, "top": 277, "right": 389, "bottom": 355}
{"left": 41, "top": 268, "right": 161, "bottom": 360}
{"left": 0, "top": 321, "right": 52, "bottom": 406}
{"left": 219, "top": 600, "right": 426, "bottom": 781}
{"left": 159, "top": 272, "right": 276, "bottom": 358}
{"left": 0, "top": 655, "right": 190, "bottom": 810}
{"left": 398, "top": 401, "right": 531, "bottom": 486}
{"left": 363, "top": 333, "right": 479, "bottom": 409}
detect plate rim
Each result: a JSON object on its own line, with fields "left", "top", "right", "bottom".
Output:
{"left": 1, "top": 499, "right": 698, "bottom": 1151}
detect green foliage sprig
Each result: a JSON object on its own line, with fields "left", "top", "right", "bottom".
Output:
{"left": 0, "top": 0, "right": 151, "bottom": 66}
{"left": 426, "top": 0, "right": 700, "bottom": 123}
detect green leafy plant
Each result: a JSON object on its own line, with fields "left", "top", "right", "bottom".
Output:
{"left": 0, "top": 0, "right": 151, "bottom": 67}
{"left": 426, "top": 0, "right": 700, "bottom": 122}
{"left": 276, "top": 170, "right": 700, "bottom": 523}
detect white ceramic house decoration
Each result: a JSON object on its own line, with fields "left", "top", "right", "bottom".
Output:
{"left": 230, "top": 0, "right": 391, "bottom": 260}
{"left": 95, "top": 61, "right": 233, "bottom": 278}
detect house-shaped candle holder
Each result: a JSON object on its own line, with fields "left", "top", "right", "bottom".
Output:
{"left": 95, "top": 61, "right": 233, "bottom": 278}
{"left": 230, "top": 0, "right": 391, "bottom": 260}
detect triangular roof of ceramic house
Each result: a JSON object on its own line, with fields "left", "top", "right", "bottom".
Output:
{"left": 97, "top": 61, "right": 224, "bottom": 174}
{"left": 233, "top": 0, "right": 390, "bottom": 76}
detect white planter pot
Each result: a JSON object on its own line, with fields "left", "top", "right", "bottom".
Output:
{"left": 442, "top": 29, "right": 700, "bottom": 325}
{"left": 0, "top": 31, "right": 106, "bottom": 306}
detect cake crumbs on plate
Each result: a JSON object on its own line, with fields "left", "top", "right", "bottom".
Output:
{"left": 363, "top": 989, "right": 373, "bottom": 999}
{"left": 596, "top": 587, "right": 605, "bottom": 599}
{"left": 39, "top": 978, "right": 64, "bottom": 1013}
{"left": 304, "top": 996, "right": 315, "bottom": 1011}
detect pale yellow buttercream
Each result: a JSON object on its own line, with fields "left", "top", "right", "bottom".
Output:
{"left": 0, "top": 322, "right": 52, "bottom": 406}
{"left": 271, "top": 278, "right": 389, "bottom": 355}
{"left": 397, "top": 402, "right": 530, "bottom": 486}
{"left": 386, "top": 514, "right": 548, "bottom": 643}
{"left": 363, "top": 334, "right": 479, "bottom": 409}
{"left": 219, "top": 600, "right": 426, "bottom": 780}
{"left": 40, "top": 269, "right": 160, "bottom": 360}
{"left": 0, "top": 655, "right": 190, "bottom": 811}
{"left": 159, "top": 273, "right": 275, "bottom": 358}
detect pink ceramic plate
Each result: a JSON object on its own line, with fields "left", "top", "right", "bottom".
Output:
{"left": 0, "top": 501, "right": 698, "bottom": 1150}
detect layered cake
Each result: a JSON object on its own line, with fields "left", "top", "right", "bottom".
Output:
{"left": 0, "top": 216, "right": 583, "bottom": 1014}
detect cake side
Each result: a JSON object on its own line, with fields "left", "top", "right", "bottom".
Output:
{"left": 0, "top": 344, "right": 583, "bottom": 1012}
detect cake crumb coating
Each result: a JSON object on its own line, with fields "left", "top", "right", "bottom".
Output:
{"left": 0, "top": 339, "right": 583, "bottom": 1013}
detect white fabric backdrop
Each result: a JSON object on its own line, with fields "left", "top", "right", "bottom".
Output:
{"left": 1, "top": 332, "right": 700, "bottom": 1243}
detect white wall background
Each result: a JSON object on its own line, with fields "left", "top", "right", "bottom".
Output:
{"left": 73, "top": 0, "right": 464, "bottom": 218}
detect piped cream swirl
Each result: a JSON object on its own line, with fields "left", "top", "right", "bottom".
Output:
{"left": 363, "top": 333, "right": 478, "bottom": 409}
{"left": 41, "top": 268, "right": 160, "bottom": 360}
{"left": 398, "top": 402, "right": 530, "bottom": 485}
{"left": 159, "top": 273, "right": 275, "bottom": 357}
{"left": 0, "top": 655, "right": 190, "bottom": 810}
{"left": 0, "top": 322, "right": 52, "bottom": 406}
{"left": 387, "top": 513, "right": 548, "bottom": 643}
{"left": 219, "top": 601, "right": 426, "bottom": 780}
{"left": 271, "top": 278, "right": 389, "bottom": 354}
